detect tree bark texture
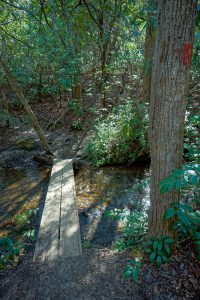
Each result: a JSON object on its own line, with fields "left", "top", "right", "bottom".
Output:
{"left": 1, "top": 90, "right": 10, "bottom": 127}
{"left": 72, "top": 84, "right": 82, "bottom": 104}
{"left": 0, "top": 55, "right": 52, "bottom": 154}
{"left": 148, "top": 0, "right": 197, "bottom": 237}
{"left": 143, "top": 0, "right": 157, "bottom": 103}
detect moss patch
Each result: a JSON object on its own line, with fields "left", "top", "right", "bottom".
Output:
{"left": 16, "top": 139, "right": 37, "bottom": 150}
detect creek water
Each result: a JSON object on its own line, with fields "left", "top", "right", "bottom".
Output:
{"left": 0, "top": 163, "right": 149, "bottom": 247}
{"left": 0, "top": 167, "right": 50, "bottom": 239}
{"left": 75, "top": 164, "right": 150, "bottom": 247}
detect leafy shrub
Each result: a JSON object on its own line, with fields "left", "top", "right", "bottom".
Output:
{"left": 160, "top": 164, "right": 200, "bottom": 193}
{"left": 160, "top": 164, "right": 200, "bottom": 207}
{"left": 124, "top": 258, "right": 142, "bottom": 281}
{"left": 184, "top": 113, "right": 200, "bottom": 162}
{"left": 164, "top": 202, "right": 200, "bottom": 234}
{"left": 105, "top": 208, "right": 147, "bottom": 282}
{"left": 125, "top": 162, "right": 199, "bottom": 281}
{"left": 105, "top": 208, "right": 148, "bottom": 252}
{"left": 82, "top": 240, "right": 92, "bottom": 249}
{"left": 0, "top": 209, "right": 38, "bottom": 269}
{"left": 0, "top": 237, "right": 24, "bottom": 269}
{"left": 161, "top": 165, "right": 200, "bottom": 260}
{"left": 143, "top": 236, "right": 174, "bottom": 267}
{"left": 68, "top": 99, "right": 83, "bottom": 117}
{"left": 13, "top": 209, "right": 36, "bottom": 231}
{"left": 85, "top": 100, "right": 148, "bottom": 166}
{"left": 71, "top": 120, "right": 82, "bottom": 130}
{"left": 0, "top": 110, "right": 14, "bottom": 126}
{"left": 193, "top": 231, "right": 200, "bottom": 260}
{"left": 22, "top": 229, "right": 36, "bottom": 242}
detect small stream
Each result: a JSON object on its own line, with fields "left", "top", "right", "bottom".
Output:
{"left": 0, "top": 167, "right": 50, "bottom": 239}
{"left": 0, "top": 162, "right": 149, "bottom": 248}
{"left": 75, "top": 164, "right": 150, "bottom": 247}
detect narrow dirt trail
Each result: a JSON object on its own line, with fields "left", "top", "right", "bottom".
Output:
{"left": 1, "top": 248, "right": 142, "bottom": 300}
{"left": 0, "top": 127, "right": 142, "bottom": 300}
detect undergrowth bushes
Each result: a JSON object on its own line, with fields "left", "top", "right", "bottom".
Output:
{"left": 0, "top": 209, "right": 37, "bottom": 269}
{"left": 105, "top": 208, "right": 148, "bottom": 252}
{"left": 85, "top": 100, "right": 148, "bottom": 166}
{"left": 105, "top": 161, "right": 199, "bottom": 281}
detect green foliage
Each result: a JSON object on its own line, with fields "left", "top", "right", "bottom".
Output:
{"left": 85, "top": 100, "right": 148, "bottom": 166}
{"left": 143, "top": 236, "right": 174, "bottom": 267}
{"left": 13, "top": 209, "right": 36, "bottom": 231}
{"left": 124, "top": 258, "right": 142, "bottom": 282}
{"left": 160, "top": 164, "right": 200, "bottom": 207}
{"left": 88, "top": 107, "right": 98, "bottom": 114}
{"left": 0, "top": 209, "right": 38, "bottom": 269}
{"left": 184, "top": 113, "right": 200, "bottom": 163}
{"left": 68, "top": 99, "right": 83, "bottom": 130}
{"left": 161, "top": 162, "right": 200, "bottom": 260}
{"left": 0, "top": 109, "right": 14, "bottom": 125}
{"left": 164, "top": 202, "right": 199, "bottom": 233}
{"left": 22, "top": 229, "right": 36, "bottom": 242}
{"left": 21, "top": 115, "right": 32, "bottom": 125}
{"left": 105, "top": 208, "right": 148, "bottom": 252}
{"left": 163, "top": 202, "right": 200, "bottom": 259}
{"left": 160, "top": 164, "right": 200, "bottom": 193}
{"left": 71, "top": 120, "right": 82, "bottom": 130}
{"left": 0, "top": 0, "right": 144, "bottom": 109}
{"left": 0, "top": 237, "right": 24, "bottom": 269}
{"left": 82, "top": 240, "right": 92, "bottom": 249}
{"left": 124, "top": 235, "right": 174, "bottom": 282}
{"left": 193, "top": 231, "right": 200, "bottom": 260}
{"left": 125, "top": 159, "right": 200, "bottom": 275}
{"left": 68, "top": 99, "right": 83, "bottom": 117}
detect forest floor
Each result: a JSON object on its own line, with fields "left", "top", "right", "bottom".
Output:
{"left": 0, "top": 96, "right": 143, "bottom": 300}
{"left": 0, "top": 248, "right": 143, "bottom": 300}
{"left": 0, "top": 95, "right": 200, "bottom": 299}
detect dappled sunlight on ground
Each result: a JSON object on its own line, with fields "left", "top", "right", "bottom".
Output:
{"left": 0, "top": 167, "right": 50, "bottom": 239}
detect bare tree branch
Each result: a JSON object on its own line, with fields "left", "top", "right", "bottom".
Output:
{"left": 82, "top": 0, "right": 102, "bottom": 31}
{"left": 39, "top": 0, "right": 53, "bottom": 28}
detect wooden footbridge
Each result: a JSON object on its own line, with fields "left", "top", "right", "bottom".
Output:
{"left": 34, "top": 159, "right": 82, "bottom": 261}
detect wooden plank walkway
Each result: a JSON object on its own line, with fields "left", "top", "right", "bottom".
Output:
{"left": 33, "top": 159, "right": 82, "bottom": 261}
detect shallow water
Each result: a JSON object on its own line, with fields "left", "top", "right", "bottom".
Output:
{"left": 0, "top": 167, "right": 50, "bottom": 239}
{"left": 0, "top": 162, "right": 150, "bottom": 248}
{"left": 75, "top": 164, "right": 150, "bottom": 247}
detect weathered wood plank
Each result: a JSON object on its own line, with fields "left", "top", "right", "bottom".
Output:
{"left": 33, "top": 159, "right": 63, "bottom": 261}
{"left": 34, "top": 158, "right": 82, "bottom": 261}
{"left": 59, "top": 160, "right": 82, "bottom": 256}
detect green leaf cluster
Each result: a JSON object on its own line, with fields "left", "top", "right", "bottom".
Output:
{"left": 124, "top": 258, "right": 142, "bottom": 282}
{"left": 13, "top": 209, "right": 36, "bottom": 231}
{"left": 0, "top": 238, "right": 24, "bottom": 269}
{"left": 143, "top": 236, "right": 174, "bottom": 267}
{"left": 160, "top": 164, "right": 200, "bottom": 193}
{"left": 164, "top": 202, "right": 200, "bottom": 259}
{"left": 105, "top": 209, "right": 148, "bottom": 252}
{"left": 85, "top": 100, "right": 148, "bottom": 166}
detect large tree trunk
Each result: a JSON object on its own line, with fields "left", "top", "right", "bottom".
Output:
{"left": 0, "top": 55, "right": 52, "bottom": 154}
{"left": 148, "top": 0, "right": 197, "bottom": 237}
{"left": 143, "top": 0, "right": 157, "bottom": 103}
